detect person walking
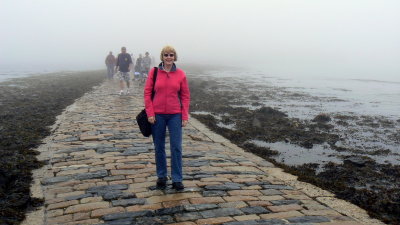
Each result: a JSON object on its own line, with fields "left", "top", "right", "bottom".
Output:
{"left": 135, "top": 54, "right": 143, "bottom": 84}
{"left": 144, "top": 46, "right": 190, "bottom": 190}
{"left": 115, "top": 47, "right": 133, "bottom": 95}
{"left": 142, "top": 52, "right": 152, "bottom": 80}
{"left": 105, "top": 51, "right": 116, "bottom": 80}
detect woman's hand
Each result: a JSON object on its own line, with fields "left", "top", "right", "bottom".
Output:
{"left": 182, "top": 120, "right": 188, "bottom": 127}
{"left": 148, "top": 116, "right": 156, "bottom": 124}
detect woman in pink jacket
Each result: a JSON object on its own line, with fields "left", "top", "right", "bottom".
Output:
{"left": 144, "top": 46, "right": 190, "bottom": 190}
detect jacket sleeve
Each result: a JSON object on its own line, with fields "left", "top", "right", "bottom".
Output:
{"left": 180, "top": 72, "right": 190, "bottom": 120}
{"left": 144, "top": 68, "right": 155, "bottom": 117}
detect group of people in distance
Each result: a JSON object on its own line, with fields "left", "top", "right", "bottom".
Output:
{"left": 105, "top": 47, "right": 153, "bottom": 95}
{"left": 105, "top": 45, "right": 191, "bottom": 191}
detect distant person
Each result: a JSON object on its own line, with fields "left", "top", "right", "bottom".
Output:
{"left": 142, "top": 52, "right": 152, "bottom": 79}
{"left": 134, "top": 54, "right": 143, "bottom": 83}
{"left": 105, "top": 51, "right": 116, "bottom": 80}
{"left": 144, "top": 45, "right": 190, "bottom": 190}
{"left": 130, "top": 53, "right": 136, "bottom": 77}
{"left": 115, "top": 47, "right": 133, "bottom": 95}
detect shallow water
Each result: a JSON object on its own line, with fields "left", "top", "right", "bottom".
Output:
{"left": 191, "top": 68, "right": 400, "bottom": 165}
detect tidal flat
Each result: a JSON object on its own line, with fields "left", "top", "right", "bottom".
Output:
{"left": 0, "top": 71, "right": 105, "bottom": 224}
{"left": 187, "top": 67, "right": 400, "bottom": 224}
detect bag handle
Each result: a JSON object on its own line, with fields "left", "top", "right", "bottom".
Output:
{"left": 151, "top": 67, "right": 158, "bottom": 100}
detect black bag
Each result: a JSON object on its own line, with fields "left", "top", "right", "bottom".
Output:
{"left": 136, "top": 67, "right": 158, "bottom": 137}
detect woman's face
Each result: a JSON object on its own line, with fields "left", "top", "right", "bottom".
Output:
{"left": 163, "top": 52, "right": 175, "bottom": 66}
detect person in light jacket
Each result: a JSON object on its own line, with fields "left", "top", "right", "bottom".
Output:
{"left": 144, "top": 45, "right": 190, "bottom": 190}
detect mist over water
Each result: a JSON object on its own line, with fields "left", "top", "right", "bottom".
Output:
{"left": 1, "top": 0, "right": 400, "bottom": 81}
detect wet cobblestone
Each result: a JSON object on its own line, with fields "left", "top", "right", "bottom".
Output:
{"left": 28, "top": 82, "right": 375, "bottom": 224}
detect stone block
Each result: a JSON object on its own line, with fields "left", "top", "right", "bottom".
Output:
{"left": 64, "top": 201, "right": 109, "bottom": 214}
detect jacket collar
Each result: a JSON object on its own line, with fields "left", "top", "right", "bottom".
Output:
{"left": 159, "top": 62, "right": 177, "bottom": 72}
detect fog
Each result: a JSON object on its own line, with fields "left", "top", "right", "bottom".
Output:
{"left": 1, "top": 0, "right": 400, "bottom": 80}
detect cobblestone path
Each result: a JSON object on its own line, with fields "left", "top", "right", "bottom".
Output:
{"left": 24, "top": 81, "right": 382, "bottom": 225}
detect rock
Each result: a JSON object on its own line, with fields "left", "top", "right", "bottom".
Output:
{"left": 200, "top": 208, "right": 244, "bottom": 218}
{"left": 183, "top": 204, "right": 219, "bottom": 212}
{"left": 96, "top": 147, "right": 124, "bottom": 154}
{"left": 75, "top": 170, "right": 108, "bottom": 180}
{"left": 204, "top": 184, "right": 242, "bottom": 191}
{"left": 240, "top": 206, "right": 270, "bottom": 214}
{"left": 41, "top": 176, "right": 72, "bottom": 185}
{"left": 202, "top": 191, "right": 228, "bottom": 197}
{"left": 270, "top": 200, "right": 302, "bottom": 205}
{"left": 175, "top": 212, "right": 202, "bottom": 222}
{"left": 184, "top": 160, "right": 210, "bottom": 167}
{"left": 155, "top": 206, "right": 185, "bottom": 216}
{"left": 112, "top": 198, "right": 146, "bottom": 207}
{"left": 103, "top": 210, "right": 154, "bottom": 221}
{"left": 313, "top": 114, "right": 331, "bottom": 123}
{"left": 103, "top": 191, "right": 136, "bottom": 201}
{"left": 262, "top": 184, "right": 294, "bottom": 190}
{"left": 343, "top": 156, "right": 373, "bottom": 167}
{"left": 87, "top": 184, "right": 129, "bottom": 195}
{"left": 65, "top": 193, "right": 93, "bottom": 201}
{"left": 286, "top": 216, "right": 330, "bottom": 223}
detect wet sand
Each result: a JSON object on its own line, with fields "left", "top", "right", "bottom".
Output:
{"left": 0, "top": 71, "right": 105, "bottom": 224}
{"left": 187, "top": 67, "right": 400, "bottom": 224}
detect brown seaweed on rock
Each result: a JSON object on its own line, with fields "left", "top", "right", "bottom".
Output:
{"left": 189, "top": 75, "right": 400, "bottom": 224}
{"left": 0, "top": 71, "right": 105, "bottom": 224}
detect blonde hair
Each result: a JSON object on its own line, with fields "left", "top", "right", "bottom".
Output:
{"left": 160, "top": 45, "right": 178, "bottom": 61}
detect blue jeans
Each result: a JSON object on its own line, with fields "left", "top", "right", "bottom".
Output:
{"left": 152, "top": 114, "right": 183, "bottom": 182}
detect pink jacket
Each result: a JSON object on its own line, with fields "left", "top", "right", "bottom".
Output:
{"left": 144, "top": 66, "right": 190, "bottom": 120}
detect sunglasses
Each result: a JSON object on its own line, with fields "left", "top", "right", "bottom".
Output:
{"left": 163, "top": 53, "right": 174, "bottom": 57}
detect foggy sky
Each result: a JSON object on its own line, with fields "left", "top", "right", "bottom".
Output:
{"left": 1, "top": 0, "right": 399, "bottom": 80}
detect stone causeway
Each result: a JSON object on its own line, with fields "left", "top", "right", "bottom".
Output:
{"left": 22, "top": 81, "right": 383, "bottom": 225}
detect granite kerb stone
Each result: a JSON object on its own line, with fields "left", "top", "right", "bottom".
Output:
{"left": 271, "top": 199, "right": 302, "bottom": 205}
{"left": 96, "top": 147, "right": 125, "bottom": 154}
{"left": 262, "top": 184, "right": 294, "bottom": 190}
{"left": 200, "top": 207, "right": 244, "bottom": 218}
{"left": 132, "top": 216, "right": 170, "bottom": 225}
{"left": 56, "top": 146, "right": 92, "bottom": 154}
{"left": 120, "top": 148, "right": 149, "bottom": 156}
{"left": 103, "top": 191, "right": 136, "bottom": 201}
{"left": 223, "top": 219, "right": 287, "bottom": 225}
{"left": 183, "top": 204, "right": 219, "bottom": 212}
{"left": 65, "top": 193, "right": 93, "bottom": 201}
{"left": 286, "top": 216, "right": 331, "bottom": 223}
{"left": 41, "top": 175, "right": 73, "bottom": 185}
{"left": 75, "top": 169, "right": 108, "bottom": 180}
{"left": 183, "top": 152, "right": 206, "bottom": 158}
{"left": 155, "top": 205, "right": 185, "bottom": 216}
{"left": 202, "top": 190, "right": 228, "bottom": 197}
{"left": 240, "top": 206, "right": 270, "bottom": 214}
{"left": 184, "top": 160, "right": 210, "bottom": 167}
{"left": 103, "top": 210, "right": 154, "bottom": 221}
{"left": 204, "top": 184, "right": 242, "bottom": 191}
{"left": 245, "top": 181, "right": 271, "bottom": 186}
{"left": 111, "top": 198, "right": 146, "bottom": 207}
{"left": 87, "top": 184, "right": 129, "bottom": 196}
{"left": 260, "top": 189, "right": 284, "bottom": 195}
{"left": 177, "top": 212, "right": 203, "bottom": 222}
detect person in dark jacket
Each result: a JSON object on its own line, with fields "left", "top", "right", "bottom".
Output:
{"left": 144, "top": 45, "right": 190, "bottom": 190}
{"left": 115, "top": 47, "right": 133, "bottom": 95}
